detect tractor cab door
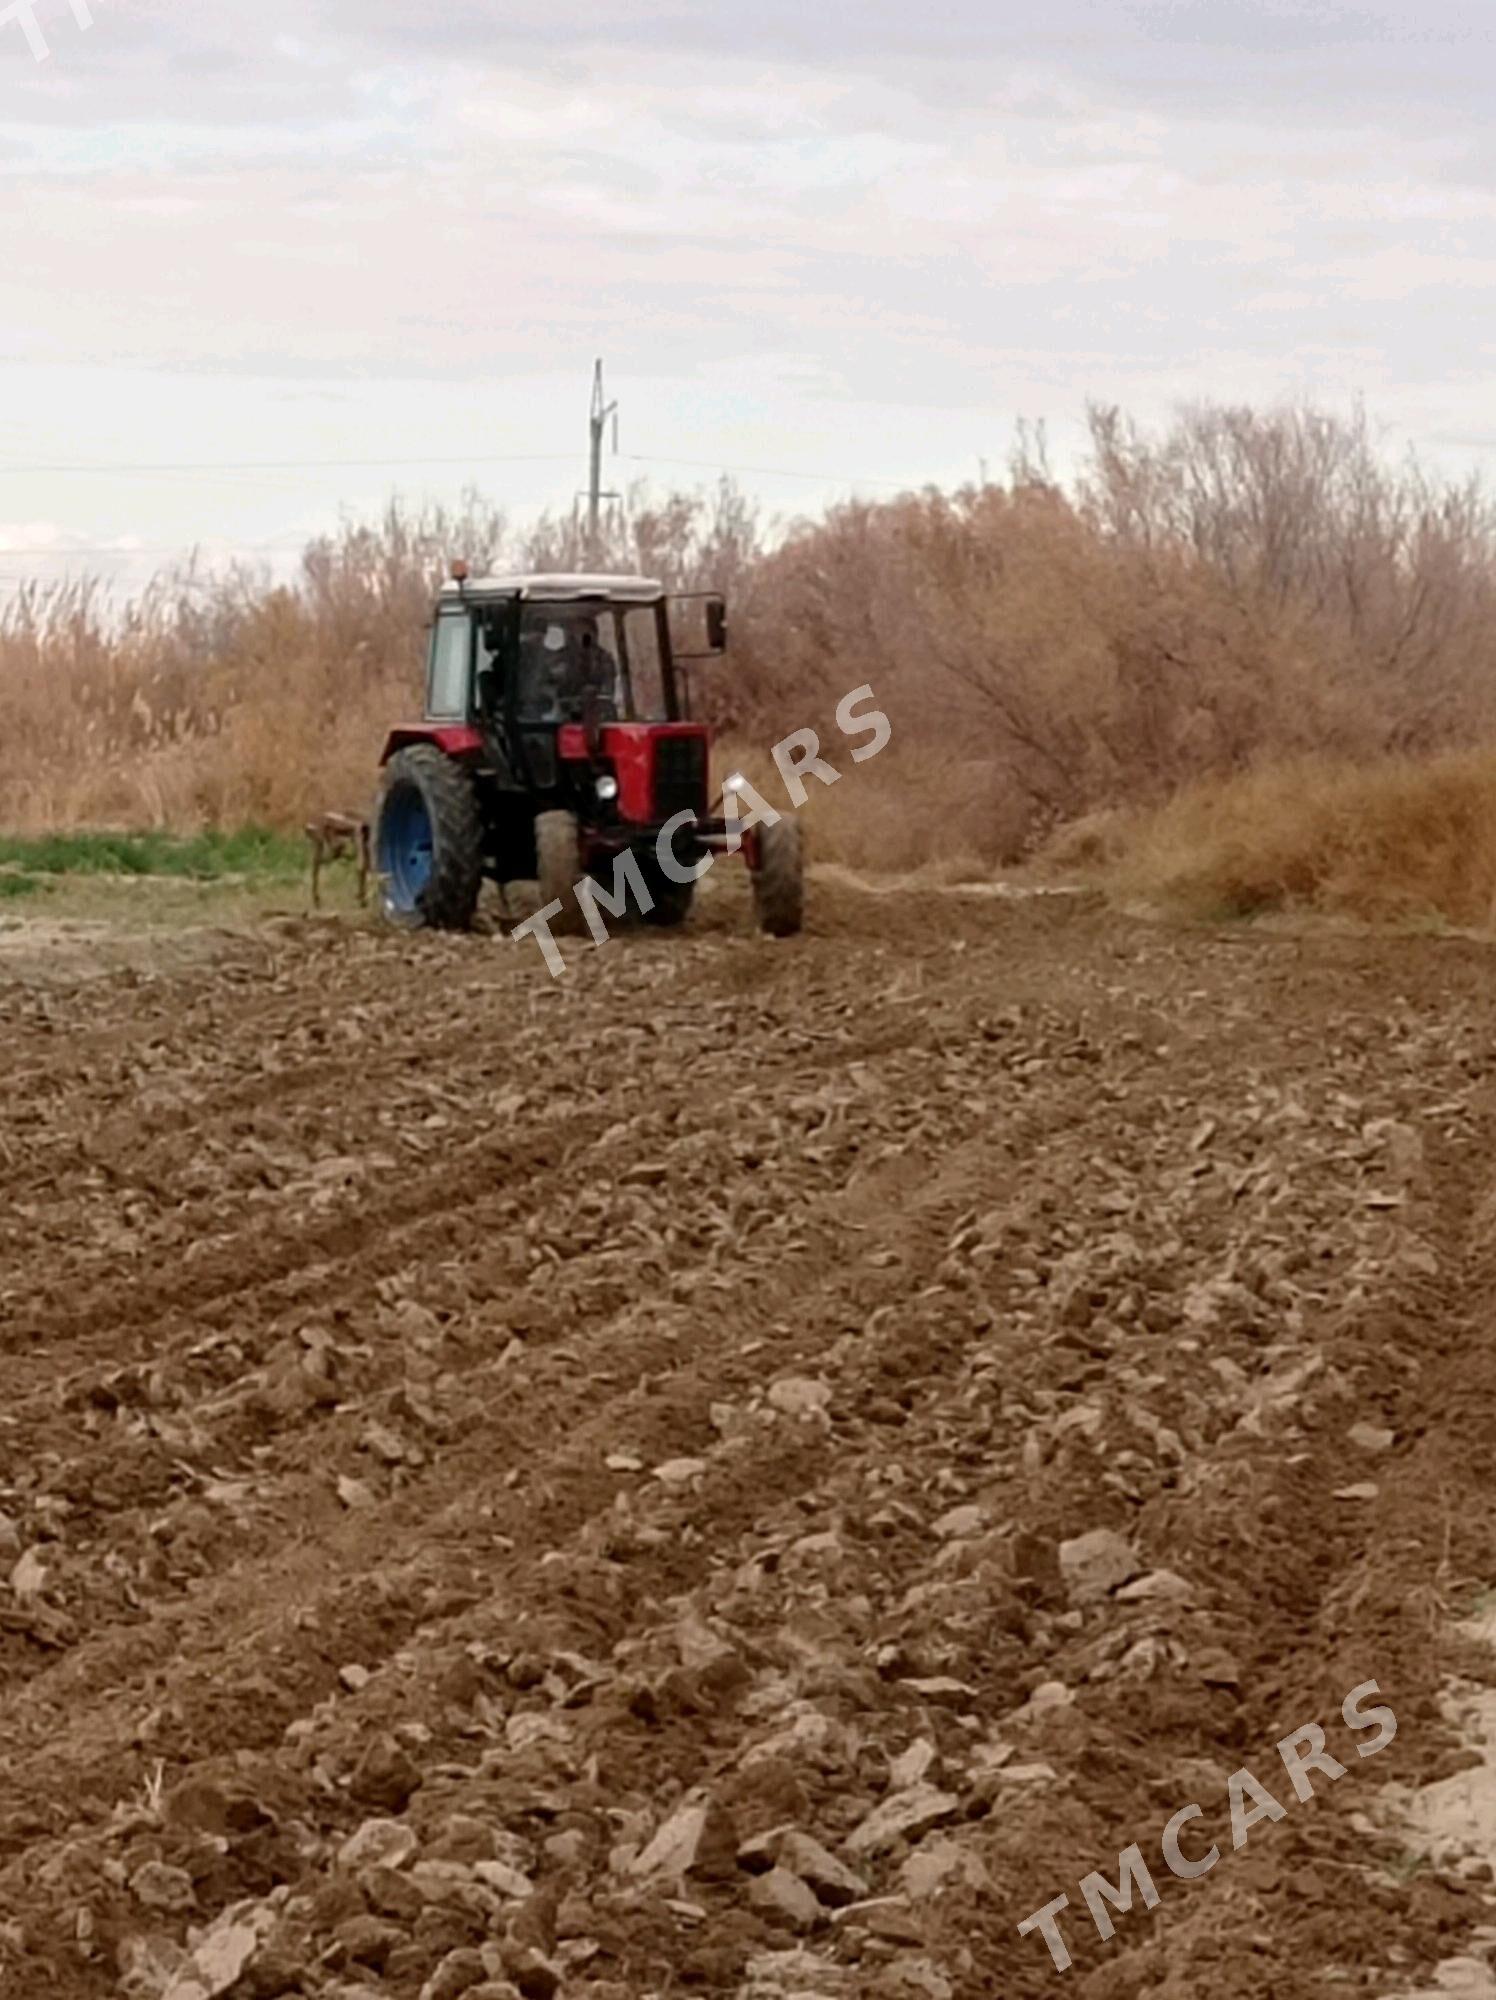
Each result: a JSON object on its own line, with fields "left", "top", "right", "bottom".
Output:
{"left": 514, "top": 616, "right": 571, "bottom": 724}
{"left": 506, "top": 602, "right": 624, "bottom": 792}
{"left": 507, "top": 610, "right": 573, "bottom": 794}
{"left": 473, "top": 599, "right": 583, "bottom": 796}
{"left": 468, "top": 597, "right": 526, "bottom": 792}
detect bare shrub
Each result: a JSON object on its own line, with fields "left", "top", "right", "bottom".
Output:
{"left": 6, "top": 402, "right": 1496, "bottom": 877}
{"left": 731, "top": 402, "right": 1496, "bottom": 860}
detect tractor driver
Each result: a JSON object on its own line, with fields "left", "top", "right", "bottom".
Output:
{"left": 549, "top": 617, "right": 619, "bottom": 721}
{"left": 517, "top": 612, "right": 620, "bottom": 721}
{"left": 517, "top": 620, "right": 569, "bottom": 720}
{"left": 574, "top": 620, "right": 620, "bottom": 721}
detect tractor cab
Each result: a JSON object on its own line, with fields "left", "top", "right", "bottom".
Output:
{"left": 373, "top": 569, "right": 800, "bottom": 940}
{"left": 497, "top": 588, "right": 674, "bottom": 727}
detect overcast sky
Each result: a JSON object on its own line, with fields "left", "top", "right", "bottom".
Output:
{"left": 1, "top": 0, "right": 1494, "bottom": 590}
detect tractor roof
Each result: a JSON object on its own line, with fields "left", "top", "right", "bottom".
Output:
{"left": 438, "top": 571, "right": 665, "bottom": 605}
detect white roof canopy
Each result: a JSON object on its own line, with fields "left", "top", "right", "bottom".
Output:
{"left": 439, "top": 572, "right": 665, "bottom": 604}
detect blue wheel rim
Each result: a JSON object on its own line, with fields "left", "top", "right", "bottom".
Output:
{"left": 379, "top": 783, "right": 434, "bottom": 912}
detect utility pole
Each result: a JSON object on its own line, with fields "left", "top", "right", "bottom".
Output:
{"left": 587, "top": 359, "right": 619, "bottom": 568}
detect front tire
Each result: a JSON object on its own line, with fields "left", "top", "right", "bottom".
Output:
{"left": 375, "top": 747, "right": 482, "bottom": 932}
{"left": 640, "top": 862, "right": 695, "bottom": 928}
{"left": 535, "top": 810, "right": 586, "bottom": 936}
{"left": 752, "top": 819, "right": 804, "bottom": 937}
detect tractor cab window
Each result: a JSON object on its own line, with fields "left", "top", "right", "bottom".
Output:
{"left": 427, "top": 613, "right": 471, "bottom": 719}
{"left": 619, "top": 605, "right": 669, "bottom": 721}
{"left": 515, "top": 604, "right": 626, "bottom": 723}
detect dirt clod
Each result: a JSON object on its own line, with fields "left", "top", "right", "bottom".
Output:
{"left": 1, "top": 883, "right": 1494, "bottom": 1999}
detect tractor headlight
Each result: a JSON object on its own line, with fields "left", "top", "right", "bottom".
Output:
{"left": 723, "top": 771, "right": 747, "bottom": 796}
{"left": 595, "top": 773, "right": 619, "bottom": 803}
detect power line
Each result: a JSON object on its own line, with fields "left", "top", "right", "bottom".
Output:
{"left": 0, "top": 445, "right": 917, "bottom": 489}
{"left": 0, "top": 536, "right": 311, "bottom": 557}
{"left": 0, "top": 551, "right": 275, "bottom": 560}
{"left": 622, "top": 451, "right": 914, "bottom": 489}
{"left": 0, "top": 451, "right": 579, "bottom": 476}
{"left": 0, "top": 381, "right": 928, "bottom": 572}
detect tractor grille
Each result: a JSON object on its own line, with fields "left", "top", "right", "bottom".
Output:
{"left": 652, "top": 735, "right": 708, "bottom": 821}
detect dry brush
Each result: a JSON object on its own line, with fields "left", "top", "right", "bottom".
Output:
{"left": 4, "top": 404, "right": 1496, "bottom": 886}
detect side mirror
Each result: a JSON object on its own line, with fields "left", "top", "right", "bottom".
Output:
{"left": 669, "top": 592, "right": 729, "bottom": 660}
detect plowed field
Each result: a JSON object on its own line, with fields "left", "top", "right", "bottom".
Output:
{"left": 3, "top": 875, "right": 1496, "bottom": 2000}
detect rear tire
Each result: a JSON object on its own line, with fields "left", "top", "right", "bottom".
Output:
{"left": 375, "top": 746, "right": 482, "bottom": 932}
{"left": 752, "top": 819, "right": 804, "bottom": 937}
{"left": 640, "top": 863, "right": 695, "bottom": 927}
{"left": 535, "top": 810, "right": 586, "bottom": 936}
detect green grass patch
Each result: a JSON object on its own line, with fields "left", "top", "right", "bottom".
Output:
{"left": 1382, "top": 1850, "right": 1428, "bottom": 1885}
{"left": 0, "top": 872, "right": 44, "bottom": 900}
{"left": 0, "top": 828, "right": 306, "bottom": 881}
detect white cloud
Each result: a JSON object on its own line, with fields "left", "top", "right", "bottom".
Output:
{"left": 1, "top": 0, "right": 1495, "bottom": 580}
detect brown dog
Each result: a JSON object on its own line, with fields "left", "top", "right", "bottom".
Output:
{"left": 305, "top": 812, "right": 371, "bottom": 908}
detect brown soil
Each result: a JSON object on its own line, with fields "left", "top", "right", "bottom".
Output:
{"left": 2, "top": 874, "right": 1495, "bottom": 1999}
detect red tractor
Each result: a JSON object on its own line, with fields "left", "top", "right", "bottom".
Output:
{"left": 372, "top": 570, "right": 803, "bottom": 938}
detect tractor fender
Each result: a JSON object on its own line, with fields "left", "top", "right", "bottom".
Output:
{"left": 379, "top": 725, "right": 485, "bottom": 765}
